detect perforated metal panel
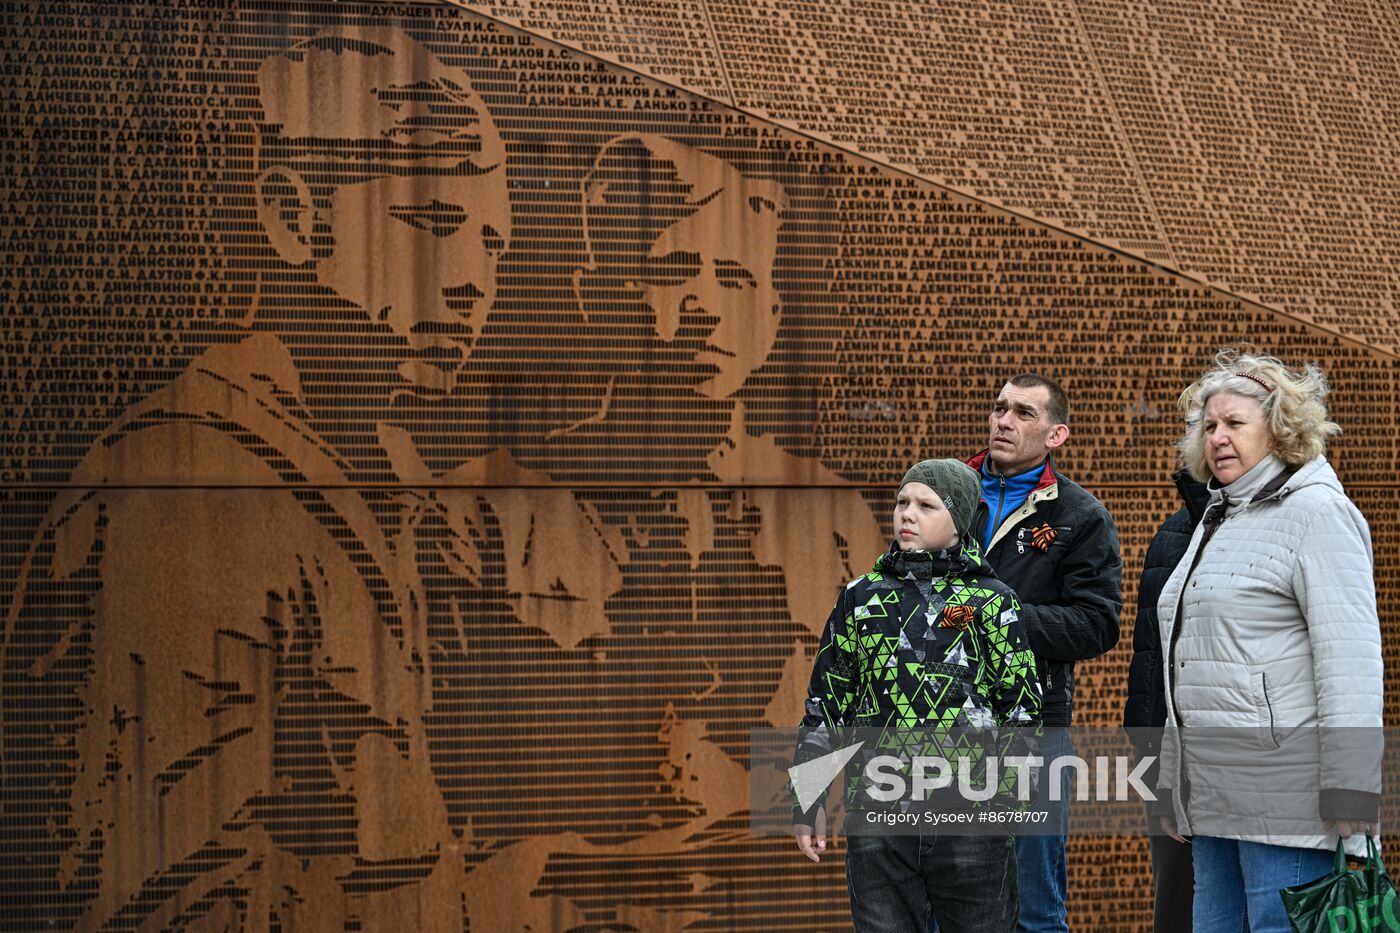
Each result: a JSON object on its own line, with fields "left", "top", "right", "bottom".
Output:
{"left": 3, "top": 2, "right": 1397, "bottom": 931}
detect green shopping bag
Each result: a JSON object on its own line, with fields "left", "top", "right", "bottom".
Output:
{"left": 1280, "top": 835, "right": 1398, "bottom": 933}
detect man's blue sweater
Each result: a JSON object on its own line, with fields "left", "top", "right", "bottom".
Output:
{"left": 979, "top": 459, "right": 1044, "bottom": 549}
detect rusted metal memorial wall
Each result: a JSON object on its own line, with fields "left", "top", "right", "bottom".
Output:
{"left": 468, "top": 0, "right": 1400, "bottom": 355}
{"left": 1, "top": 2, "right": 1397, "bottom": 931}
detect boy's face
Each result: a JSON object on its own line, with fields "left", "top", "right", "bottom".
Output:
{"left": 893, "top": 482, "right": 959, "bottom": 552}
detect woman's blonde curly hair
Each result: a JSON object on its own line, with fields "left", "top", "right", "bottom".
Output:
{"left": 1178, "top": 348, "right": 1340, "bottom": 482}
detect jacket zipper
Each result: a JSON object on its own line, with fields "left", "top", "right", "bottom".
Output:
{"left": 989, "top": 476, "right": 1007, "bottom": 549}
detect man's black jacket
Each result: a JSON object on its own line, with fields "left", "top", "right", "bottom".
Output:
{"left": 968, "top": 451, "right": 1123, "bottom": 727}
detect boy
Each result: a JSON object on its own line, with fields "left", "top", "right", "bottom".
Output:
{"left": 793, "top": 459, "right": 1041, "bottom": 933}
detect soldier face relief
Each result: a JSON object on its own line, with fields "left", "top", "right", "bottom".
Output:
{"left": 584, "top": 135, "right": 788, "bottom": 401}
{"left": 634, "top": 172, "right": 785, "bottom": 399}
{"left": 255, "top": 28, "right": 510, "bottom": 400}
{"left": 318, "top": 170, "right": 507, "bottom": 396}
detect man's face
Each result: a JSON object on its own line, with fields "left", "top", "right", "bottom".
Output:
{"left": 319, "top": 170, "right": 508, "bottom": 396}
{"left": 635, "top": 182, "right": 782, "bottom": 400}
{"left": 987, "top": 383, "right": 1061, "bottom": 475}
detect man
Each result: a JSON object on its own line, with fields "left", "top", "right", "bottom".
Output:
{"left": 253, "top": 29, "right": 625, "bottom": 650}
{"left": 966, "top": 374, "right": 1123, "bottom": 933}
{"left": 590, "top": 133, "right": 788, "bottom": 402}
{"left": 564, "top": 132, "right": 793, "bottom": 477}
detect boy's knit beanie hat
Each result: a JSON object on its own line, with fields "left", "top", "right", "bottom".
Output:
{"left": 899, "top": 459, "right": 980, "bottom": 539}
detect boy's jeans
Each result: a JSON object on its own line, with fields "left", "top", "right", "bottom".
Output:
{"left": 1014, "top": 729, "right": 1071, "bottom": 933}
{"left": 1192, "top": 836, "right": 1334, "bottom": 933}
{"left": 847, "top": 831, "right": 1017, "bottom": 933}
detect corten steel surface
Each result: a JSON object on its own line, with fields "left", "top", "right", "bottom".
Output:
{"left": 1, "top": 1, "right": 1398, "bottom": 931}
{"left": 454, "top": 0, "right": 1400, "bottom": 355}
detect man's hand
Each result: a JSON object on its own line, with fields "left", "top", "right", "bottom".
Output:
{"left": 1327, "top": 819, "right": 1375, "bottom": 839}
{"left": 1160, "top": 815, "right": 1187, "bottom": 844}
{"left": 794, "top": 807, "right": 827, "bottom": 863}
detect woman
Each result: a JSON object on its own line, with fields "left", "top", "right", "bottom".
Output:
{"left": 1156, "top": 350, "right": 1382, "bottom": 933}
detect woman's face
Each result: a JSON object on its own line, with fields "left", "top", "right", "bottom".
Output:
{"left": 1202, "top": 391, "right": 1274, "bottom": 484}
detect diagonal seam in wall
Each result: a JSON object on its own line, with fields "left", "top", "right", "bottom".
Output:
{"left": 443, "top": 0, "right": 1397, "bottom": 362}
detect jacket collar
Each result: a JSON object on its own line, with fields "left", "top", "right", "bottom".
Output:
{"left": 1172, "top": 468, "right": 1210, "bottom": 525}
{"left": 1227, "top": 454, "right": 1340, "bottom": 509}
{"left": 874, "top": 539, "right": 995, "bottom": 582}
{"left": 1206, "top": 454, "right": 1295, "bottom": 520}
{"left": 966, "top": 450, "right": 1058, "bottom": 493}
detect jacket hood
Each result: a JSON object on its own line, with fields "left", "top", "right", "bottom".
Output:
{"left": 874, "top": 539, "right": 997, "bottom": 582}
{"left": 1278, "top": 455, "right": 1345, "bottom": 496}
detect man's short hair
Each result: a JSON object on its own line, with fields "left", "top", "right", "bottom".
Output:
{"left": 1006, "top": 373, "right": 1069, "bottom": 426}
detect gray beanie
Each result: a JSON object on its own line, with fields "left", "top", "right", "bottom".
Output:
{"left": 899, "top": 459, "right": 981, "bottom": 539}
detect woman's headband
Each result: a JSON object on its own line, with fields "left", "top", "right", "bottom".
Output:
{"left": 1232, "top": 371, "right": 1274, "bottom": 394}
